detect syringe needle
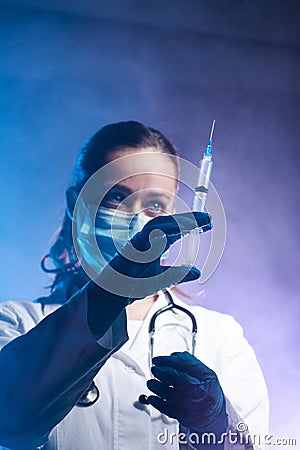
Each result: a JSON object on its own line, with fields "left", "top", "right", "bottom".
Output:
{"left": 209, "top": 120, "right": 216, "bottom": 142}
{"left": 205, "top": 120, "right": 216, "bottom": 157}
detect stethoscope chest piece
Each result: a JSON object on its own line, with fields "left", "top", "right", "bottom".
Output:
{"left": 76, "top": 381, "right": 100, "bottom": 407}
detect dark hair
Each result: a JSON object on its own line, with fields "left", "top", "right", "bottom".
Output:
{"left": 41, "top": 120, "right": 179, "bottom": 292}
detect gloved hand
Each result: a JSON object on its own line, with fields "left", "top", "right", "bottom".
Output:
{"left": 94, "top": 211, "right": 211, "bottom": 300}
{"left": 146, "top": 351, "right": 228, "bottom": 434}
{"left": 87, "top": 212, "right": 211, "bottom": 338}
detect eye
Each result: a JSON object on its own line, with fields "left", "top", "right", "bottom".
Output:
{"left": 101, "top": 191, "right": 125, "bottom": 208}
{"left": 144, "top": 200, "right": 168, "bottom": 217}
{"left": 151, "top": 202, "right": 163, "bottom": 212}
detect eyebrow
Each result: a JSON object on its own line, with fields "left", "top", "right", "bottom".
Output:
{"left": 145, "top": 192, "right": 173, "bottom": 202}
{"left": 109, "top": 184, "right": 173, "bottom": 200}
{"left": 108, "top": 184, "right": 132, "bottom": 195}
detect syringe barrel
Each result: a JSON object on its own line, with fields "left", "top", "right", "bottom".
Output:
{"left": 182, "top": 155, "right": 213, "bottom": 266}
{"left": 192, "top": 156, "right": 213, "bottom": 212}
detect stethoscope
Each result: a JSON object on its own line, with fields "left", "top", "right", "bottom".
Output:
{"left": 77, "top": 290, "right": 198, "bottom": 407}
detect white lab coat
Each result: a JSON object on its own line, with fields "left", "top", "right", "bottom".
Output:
{"left": 0, "top": 288, "right": 269, "bottom": 450}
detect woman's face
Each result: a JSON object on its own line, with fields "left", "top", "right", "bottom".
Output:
{"left": 100, "top": 148, "right": 178, "bottom": 217}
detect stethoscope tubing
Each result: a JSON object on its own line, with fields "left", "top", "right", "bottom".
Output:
{"left": 76, "top": 290, "right": 198, "bottom": 407}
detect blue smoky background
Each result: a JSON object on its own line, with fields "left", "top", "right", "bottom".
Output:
{"left": 0, "top": 0, "right": 299, "bottom": 441}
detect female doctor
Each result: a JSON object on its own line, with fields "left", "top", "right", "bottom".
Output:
{"left": 0, "top": 121, "right": 269, "bottom": 450}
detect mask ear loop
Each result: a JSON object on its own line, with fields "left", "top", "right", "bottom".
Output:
{"left": 138, "top": 290, "right": 198, "bottom": 405}
{"left": 41, "top": 254, "right": 78, "bottom": 274}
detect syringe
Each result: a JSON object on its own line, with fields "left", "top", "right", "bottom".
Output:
{"left": 183, "top": 120, "right": 215, "bottom": 266}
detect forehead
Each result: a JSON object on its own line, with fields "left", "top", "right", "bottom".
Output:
{"left": 107, "top": 147, "right": 176, "bottom": 173}
{"left": 104, "top": 148, "right": 177, "bottom": 187}
{"left": 81, "top": 148, "right": 178, "bottom": 204}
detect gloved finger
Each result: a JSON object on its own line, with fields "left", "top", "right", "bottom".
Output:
{"left": 147, "top": 379, "right": 177, "bottom": 402}
{"left": 200, "top": 224, "right": 212, "bottom": 233}
{"left": 157, "top": 265, "right": 201, "bottom": 289}
{"left": 151, "top": 365, "right": 205, "bottom": 396}
{"left": 144, "top": 212, "right": 211, "bottom": 234}
{"left": 147, "top": 394, "right": 216, "bottom": 430}
{"left": 152, "top": 352, "right": 216, "bottom": 381}
{"left": 146, "top": 394, "right": 186, "bottom": 420}
{"left": 126, "top": 265, "right": 201, "bottom": 298}
{"left": 147, "top": 378, "right": 209, "bottom": 410}
{"left": 131, "top": 212, "right": 211, "bottom": 251}
{"left": 108, "top": 258, "right": 200, "bottom": 299}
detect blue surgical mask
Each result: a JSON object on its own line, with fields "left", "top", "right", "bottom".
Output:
{"left": 75, "top": 205, "right": 169, "bottom": 274}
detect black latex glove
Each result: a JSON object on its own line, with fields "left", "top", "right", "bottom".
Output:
{"left": 87, "top": 212, "right": 211, "bottom": 338}
{"left": 147, "top": 352, "right": 228, "bottom": 435}
{"left": 93, "top": 211, "right": 211, "bottom": 300}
